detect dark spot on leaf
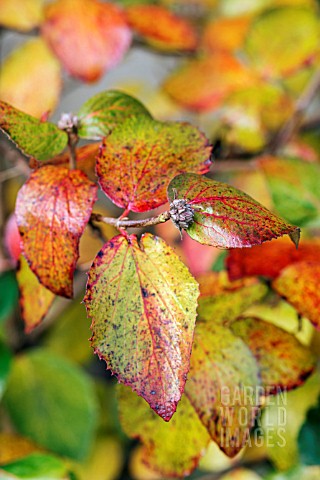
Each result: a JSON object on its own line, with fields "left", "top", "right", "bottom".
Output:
{"left": 141, "top": 287, "right": 149, "bottom": 298}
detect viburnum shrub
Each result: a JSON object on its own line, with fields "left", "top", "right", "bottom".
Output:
{"left": 1, "top": 90, "right": 316, "bottom": 475}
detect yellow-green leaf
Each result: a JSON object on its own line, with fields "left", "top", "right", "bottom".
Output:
{"left": 0, "top": 0, "right": 43, "bottom": 31}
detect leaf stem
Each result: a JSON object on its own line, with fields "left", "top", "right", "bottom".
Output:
{"left": 67, "top": 132, "right": 79, "bottom": 170}
{"left": 91, "top": 211, "right": 171, "bottom": 229}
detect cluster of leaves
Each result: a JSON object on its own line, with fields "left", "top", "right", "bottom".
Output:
{"left": 1, "top": 1, "right": 320, "bottom": 479}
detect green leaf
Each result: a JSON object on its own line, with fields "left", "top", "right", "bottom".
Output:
{"left": 259, "top": 156, "right": 320, "bottom": 227}
{"left": 77, "top": 90, "right": 152, "bottom": 139}
{"left": 0, "top": 270, "right": 18, "bottom": 324}
{"left": 231, "top": 317, "right": 315, "bottom": 393}
{"left": 3, "top": 349, "right": 98, "bottom": 460}
{"left": 118, "top": 385, "right": 210, "bottom": 477}
{"left": 298, "top": 396, "right": 320, "bottom": 466}
{"left": 185, "top": 321, "right": 261, "bottom": 457}
{"left": 0, "top": 342, "right": 12, "bottom": 400}
{"left": 96, "top": 116, "right": 211, "bottom": 212}
{"left": 244, "top": 7, "right": 320, "bottom": 78}
{"left": 0, "top": 452, "right": 69, "bottom": 480}
{"left": 167, "top": 173, "right": 299, "bottom": 248}
{"left": 0, "top": 101, "right": 67, "bottom": 161}
{"left": 84, "top": 233, "right": 199, "bottom": 421}
{"left": 268, "top": 466, "right": 320, "bottom": 480}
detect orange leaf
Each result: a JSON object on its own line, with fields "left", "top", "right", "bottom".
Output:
{"left": 126, "top": 5, "right": 198, "bottom": 51}
{"left": 15, "top": 166, "right": 98, "bottom": 297}
{"left": 0, "top": 0, "right": 43, "bottom": 31}
{"left": 0, "top": 38, "right": 61, "bottom": 118}
{"left": 163, "top": 52, "right": 256, "bottom": 112}
{"left": 42, "top": 0, "right": 132, "bottom": 82}
{"left": 201, "top": 15, "right": 251, "bottom": 53}
{"left": 17, "top": 256, "right": 55, "bottom": 333}
{"left": 273, "top": 261, "right": 320, "bottom": 330}
{"left": 227, "top": 236, "right": 320, "bottom": 280}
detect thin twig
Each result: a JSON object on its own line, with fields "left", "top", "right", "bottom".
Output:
{"left": 91, "top": 211, "right": 171, "bottom": 229}
{"left": 67, "top": 132, "right": 78, "bottom": 170}
{"left": 268, "top": 69, "right": 320, "bottom": 153}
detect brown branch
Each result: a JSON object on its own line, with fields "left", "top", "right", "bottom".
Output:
{"left": 268, "top": 69, "right": 320, "bottom": 153}
{"left": 91, "top": 211, "right": 171, "bottom": 229}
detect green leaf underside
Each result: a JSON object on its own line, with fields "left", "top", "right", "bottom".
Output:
{"left": 231, "top": 317, "right": 315, "bottom": 393}
{"left": 96, "top": 116, "right": 211, "bottom": 212}
{"left": 0, "top": 101, "right": 67, "bottom": 161}
{"left": 1, "top": 453, "right": 68, "bottom": 479}
{"left": 3, "top": 349, "right": 98, "bottom": 460}
{"left": 118, "top": 385, "right": 210, "bottom": 477}
{"left": 168, "top": 173, "right": 299, "bottom": 248}
{"left": 185, "top": 321, "right": 261, "bottom": 457}
{"left": 84, "top": 233, "right": 199, "bottom": 421}
{"left": 77, "top": 90, "right": 152, "bottom": 139}
{"left": 15, "top": 166, "right": 98, "bottom": 298}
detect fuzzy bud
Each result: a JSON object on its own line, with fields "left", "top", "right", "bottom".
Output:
{"left": 169, "top": 198, "right": 194, "bottom": 232}
{"left": 58, "top": 113, "right": 79, "bottom": 131}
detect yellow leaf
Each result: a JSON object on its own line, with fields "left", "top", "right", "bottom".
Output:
{"left": 0, "top": 0, "right": 43, "bottom": 31}
{"left": 0, "top": 432, "right": 40, "bottom": 465}
{"left": 0, "top": 38, "right": 61, "bottom": 118}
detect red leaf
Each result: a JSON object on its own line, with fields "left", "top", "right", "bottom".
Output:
{"left": 15, "top": 166, "right": 98, "bottom": 297}
{"left": 126, "top": 5, "right": 198, "bottom": 52}
{"left": 42, "top": 0, "right": 132, "bottom": 82}
{"left": 84, "top": 233, "right": 199, "bottom": 421}
{"left": 4, "top": 214, "right": 22, "bottom": 265}
{"left": 227, "top": 236, "right": 320, "bottom": 280}
{"left": 97, "top": 116, "right": 211, "bottom": 212}
{"left": 273, "top": 261, "right": 320, "bottom": 331}
{"left": 168, "top": 173, "right": 299, "bottom": 248}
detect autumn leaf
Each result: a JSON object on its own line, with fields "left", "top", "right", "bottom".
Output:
{"left": 163, "top": 52, "right": 256, "bottom": 112}
{"left": 77, "top": 90, "right": 152, "bottom": 140}
{"left": 0, "top": 0, "right": 43, "bottom": 31}
{"left": 17, "top": 256, "right": 55, "bottom": 333}
{"left": 201, "top": 15, "right": 251, "bottom": 53}
{"left": 226, "top": 236, "right": 320, "bottom": 280}
{"left": 119, "top": 385, "right": 210, "bottom": 477}
{"left": 0, "top": 38, "right": 62, "bottom": 118}
{"left": 0, "top": 101, "right": 67, "bottom": 161}
{"left": 42, "top": 0, "right": 132, "bottom": 82}
{"left": 96, "top": 116, "right": 211, "bottom": 212}
{"left": 126, "top": 5, "right": 198, "bottom": 51}
{"left": 231, "top": 317, "right": 315, "bottom": 393}
{"left": 273, "top": 261, "right": 320, "bottom": 330}
{"left": 15, "top": 166, "right": 98, "bottom": 297}
{"left": 185, "top": 321, "right": 261, "bottom": 457}
{"left": 84, "top": 233, "right": 199, "bottom": 421}
{"left": 167, "top": 173, "right": 300, "bottom": 248}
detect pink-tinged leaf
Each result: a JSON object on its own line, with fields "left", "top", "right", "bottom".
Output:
{"left": 15, "top": 166, "right": 98, "bottom": 298}
{"left": 226, "top": 236, "right": 320, "bottom": 280}
{"left": 185, "top": 321, "right": 261, "bottom": 457}
{"left": 97, "top": 116, "right": 211, "bottom": 212}
{"left": 126, "top": 5, "right": 198, "bottom": 52}
{"left": 273, "top": 261, "right": 320, "bottom": 331}
{"left": 4, "top": 214, "right": 22, "bottom": 265}
{"left": 42, "top": 0, "right": 132, "bottom": 82}
{"left": 181, "top": 234, "right": 220, "bottom": 277}
{"left": 0, "top": 101, "right": 67, "bottom": 161}
{"left": 231, "top": 317, "right": 315, "bottom": 393}
{"left": 77, "top": 90, "right": 152, "bottom": 140}
{"left": 167, "top": 173, "right": 300, "bottom": 248}
{"left": 17, "top": 255, "right": 55, "bottom": 333}
{"left": 84, "top": 233, "right": 199, "bottom": 421}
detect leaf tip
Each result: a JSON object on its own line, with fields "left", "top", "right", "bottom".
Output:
{"left": 289, "top": 227, "right": 301, "bottom": 249}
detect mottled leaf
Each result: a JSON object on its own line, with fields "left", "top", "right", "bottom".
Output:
{"left": 42, "top": 0, "right": 132, "bottom": 82}
{"left": 118, "top": 385, "right": 210, "bottom": 477}
{"left": 202, "top": 15, "right": 251, "bottom": 53}
{"left": 16, "top": 166, "right": 98, "bottom": 297}
{"left": 231, "top": 317, "right": 315, "bottom": 393}
{"left": 0, "top": 38, "right": 62, "bottom": 118}
{"left": 17, "top": 256, "right": 55, "bottom": 333}
{"left": 126, "top": 5, "right": 198, "bottom": 51}
{"left": 0, "top": 342, "right": 12, "bottom": 400}
{"left": 185, "top": 321, "right": 261, "bottom": 457}
{"left": 273, "top": 261, "right": 320, "bottom": 330}
{"left": 167, "top": 173, "right": 299, "bottom": 248}
{"left": 97, "top": 116, "right": 211, "bottom": 212}
{"left": 0, "top": 102, "right": 67, "bottom": 161}
{"left": 0, "top": 453, "right": 68, "bottom": 479}
{"left": 0, "top": 271, "right": 18, "bottom": 325}
{"left": 77, "top": 90, "right": 152, "bottom": 140}
{"left": 3, "top": 349, "right": 98, "bottom": 460}
{"left": 244, "top": 7, "right": 320, "bottom": 78}
{"left": 196, "top": 272, "right": 267, "bottom": 326}
{"left": 0, "top": 0, "right": 43, "bottom": 31}
{"left": 259, "top": 155, "right": 320, "bottom": 227}
{"left": 163, "top": 52, "right": 255, "bottom": 112}
{"left": 84, "top": 233, "right": 199, "bottom": 420}
{"left": 227, "top": 236, "right": 320, "bottom": 280}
